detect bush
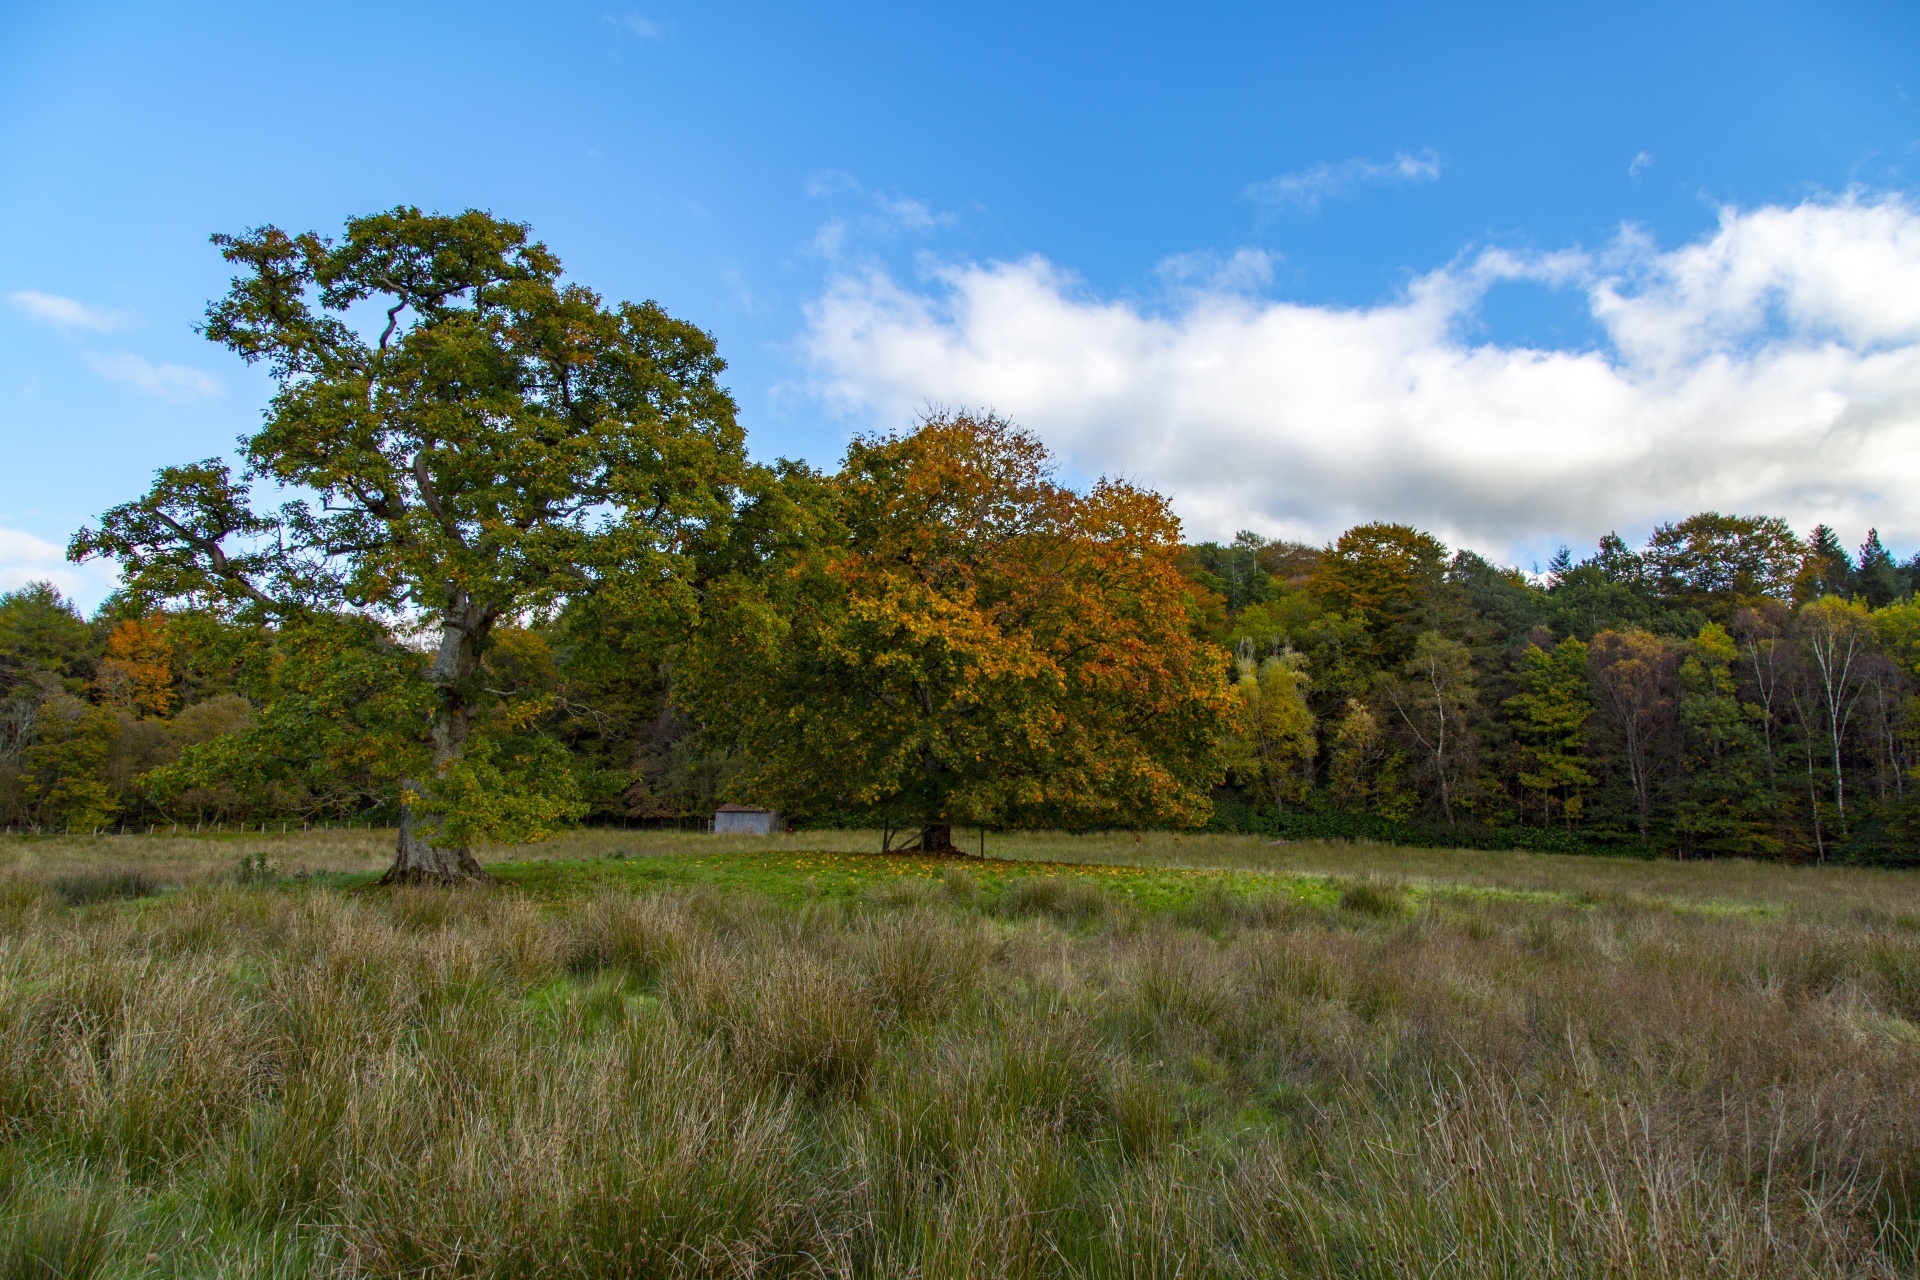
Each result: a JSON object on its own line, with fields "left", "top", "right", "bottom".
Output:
{"left": 853, "top": 912, "right": 985, "bottom": 1021}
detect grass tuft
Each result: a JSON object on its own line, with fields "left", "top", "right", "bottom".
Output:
{"left": 999, "top": 873, "right": 1114, "bottom": 924}
{"left": 1335, "top": 874, "right": 1410, "bottom": 917}
{"left": 51, "top": 866, "right": 160, "bottom": 906}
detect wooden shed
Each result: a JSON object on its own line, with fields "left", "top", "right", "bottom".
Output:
{"left": 711, "top": 804, "right": 781, "bottom": 835}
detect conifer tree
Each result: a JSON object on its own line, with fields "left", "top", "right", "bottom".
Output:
{"left": 1855, "top": 529, "right": 1904, "bottom": 607}
{"left": 1798, "top": 524, "right": 1853, "bottom": 602}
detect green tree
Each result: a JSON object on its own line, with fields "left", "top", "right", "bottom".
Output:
{"left": 1674, "top": 623, "right": 1775, "bottom": 856}
{"left": 72, "top": 207, "right": 748, "bottom": 881}
{"left": 1642, "top": 512, "right": 1802, "bottom": 618}
{"left": 1855, "top": 529, "right": 1905, "bottom": 608}
{"left": 19, "top": 693, "right": 120, "bottom": 831}
{"left": 0, "top": 582, "right": 98, "bottom": 691}
{"left": 1225, "top": 653, "right": 1317, "bottom": 812}
{"left": 1503, "top": 637, "right": 1592, "bottom": 826}
{"left": 1588, "top": 630, "right": 1677, "bottom": 843}
{"left": 1797, "top": 524, "right": 1853, "bottom": 603}
{"left": 1380, "top": 631, "right": 1478, "bottom": 825}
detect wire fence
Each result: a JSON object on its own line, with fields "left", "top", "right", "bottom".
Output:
{"left": 2, "top": 821, "right": 397, "bottom": 837}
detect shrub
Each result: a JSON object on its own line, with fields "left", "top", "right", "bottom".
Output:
{"left": 233, "top": 851, "right": 280, "bottom": 884}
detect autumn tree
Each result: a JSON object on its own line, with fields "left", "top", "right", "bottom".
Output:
{"left": 71, "top": 207, "right": 749, "bottom": 881}
{"left": 1326, "top": 698, "right": 1409, "bottom": 818}
{"left": 683, "top": 412, "right": 1234, "bottom": 850}
{"left": 1310, "top": 523, "right": 1448, "bottom": 662}
{"left": 94, "top": 617, "right": 176, "bottom": 718}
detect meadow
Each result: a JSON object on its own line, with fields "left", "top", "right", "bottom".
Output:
{"left": 0, "top": 828, "right": 1916, "bottom": 1278}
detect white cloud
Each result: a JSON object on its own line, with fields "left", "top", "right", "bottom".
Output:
{"left": 1247, "top": 151, "right": 1442, "bottom": 213}
{"left": 1629, "top": 151, "right": 1653, "bottom": 180}
{"left": 85, "top": 351, "right": 222, "bottom": 401}
{"left": 9, "top": 290, "right": 129, "bottom": 332}
{"left": 0, "top": 527, "right": 117, "bottom": 608}
{"left": 801, "top": 193, "right": 1920, "bottom": 561}
{"left": 805, "top": 172, "right": 954, "bottom": 261}
{"left": 604, "top": 12, "right": 660, "bottom": 37}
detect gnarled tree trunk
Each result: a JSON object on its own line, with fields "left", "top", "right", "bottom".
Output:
{"left": 917, "top": 822, "right": 956, "bottom": 852}
{"left": 385, "top": 776, "right": 489, "bottom": 883}
{"left": 379, "top": 601, "right": 495, "bottom": 885}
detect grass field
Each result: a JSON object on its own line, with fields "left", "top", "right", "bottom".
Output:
{"left": 0, "top": 828, "right": 1917, "bottom": 1277}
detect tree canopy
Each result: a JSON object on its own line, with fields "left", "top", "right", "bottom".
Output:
{"left": 681, "top": 412, "right": 1234, "bottom": 849}
{"left": 70, "top": 207, "right": 750, "bottom": 879}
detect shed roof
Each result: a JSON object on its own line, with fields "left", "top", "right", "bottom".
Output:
{"left": 715, "top": 803, "right": 771, "bottom": 813}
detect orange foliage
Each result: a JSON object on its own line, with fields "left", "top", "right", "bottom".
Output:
{"left": 94, "top": 617, "right": 176, "bottom": 718}
{"left": 690, "top": 412, "right": 1234, "bottom": 831}
{"left": 1311, "top": 522, "right": 1447, "bottom": 621}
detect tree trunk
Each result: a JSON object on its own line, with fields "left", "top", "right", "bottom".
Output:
{"left": 382, "top": 778, "right": 490, "bottom": 884}
{"left": 379, "top": 605, "right": 494, "bottom": 885}
{"left": 917, "top": 822, "right": 956, "bottom": 852}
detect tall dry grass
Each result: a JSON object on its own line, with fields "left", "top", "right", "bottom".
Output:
{"left": 0, "top": 850, "right": 1915, "bottom": 1276}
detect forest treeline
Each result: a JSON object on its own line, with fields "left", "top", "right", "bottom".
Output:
{"left": 5, "top": 206, "right": 1918, "bottom": 868}
{"left": 1186, "top": 516, "right": 1920, "bottom": 862}
{"left": 5, "top": 509, "right": 1919, "bottom": 863}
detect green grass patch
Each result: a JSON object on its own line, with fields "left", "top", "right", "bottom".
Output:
{"left": 486, "top": 847, "right": 1331, "bottom": 913}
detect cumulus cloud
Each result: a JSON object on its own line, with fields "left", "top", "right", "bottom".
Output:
{"left": 9, "top": 290, "right": 129, "bottom": 331}
{"left": 801, "top": 194, "right": 1920, "bottom": 561}
{"left": 0, "top": 527, "right": 116, "bottom": 607}
{"left": 1247, "top": 151, "right": 1442, "bottom": 213}
{"left": 85, "top": 351, "right": 222, "bottom": 401}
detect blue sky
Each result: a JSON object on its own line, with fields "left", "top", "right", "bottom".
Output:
{"left": 5, "top": 0, "right": 1920, "bottom": 605}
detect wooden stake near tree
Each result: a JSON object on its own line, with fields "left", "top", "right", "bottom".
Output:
{"left": 72, "top": 207, "right": 750, "bottom": 884}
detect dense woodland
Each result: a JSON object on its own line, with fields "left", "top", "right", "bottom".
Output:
{"left": 4, "top": 207, "right": 1918, "bottom": 867}
{"left": 6, "top": 508, "right": 1919, "bottom": 865}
